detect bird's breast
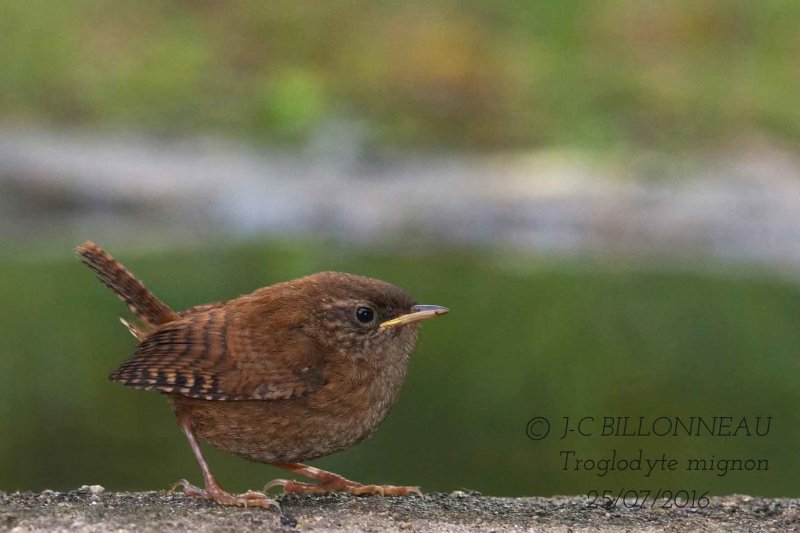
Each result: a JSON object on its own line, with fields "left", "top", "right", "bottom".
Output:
{"left": 172, "top": 354, "right": 410, "bottom": 464}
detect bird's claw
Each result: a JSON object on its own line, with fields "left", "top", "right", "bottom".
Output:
{"left": 265, "top": 477, "right": 421, "bottom": 496}
{"left": 348, "top": 483, "right": 422, "bottom": 496}
{"left": 171, "top": 479, "right": 281, "bottom": 510}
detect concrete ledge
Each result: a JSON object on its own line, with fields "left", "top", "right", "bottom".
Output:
{"left": 1, "top": 489, "right": 797, "bottom": 532}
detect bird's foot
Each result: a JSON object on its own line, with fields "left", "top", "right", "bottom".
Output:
{"left": 264, "top": 475, "right": 421, "bottom": 496}
{"left": 171, "top": 479, "right": 281, "bottom": 510}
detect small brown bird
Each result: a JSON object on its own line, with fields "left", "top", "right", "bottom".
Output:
{"left": 76, "top": 241, "right": 448, "bottom": 509}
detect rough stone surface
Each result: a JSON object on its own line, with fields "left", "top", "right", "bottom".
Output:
{"left": 1, "top": 490, "right": 798, "bottom": 532}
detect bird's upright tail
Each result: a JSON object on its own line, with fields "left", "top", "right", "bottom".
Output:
{"left": 76, "top": 241, "right": 178, "bottom": 333}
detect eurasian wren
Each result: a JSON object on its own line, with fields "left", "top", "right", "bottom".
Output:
{"left": 76, "top": 241, "right": 448, "bottom": 509}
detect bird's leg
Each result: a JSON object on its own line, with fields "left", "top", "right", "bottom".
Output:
{"left": 265, "top": 463, "right": 421, "bottom": 496}
{"left": 171, "top": 414, "right": 280, "bottom": 510}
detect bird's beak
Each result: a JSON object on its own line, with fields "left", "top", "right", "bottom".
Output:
{"left": 379, "top": 304, "right": 449, "bottom": 329}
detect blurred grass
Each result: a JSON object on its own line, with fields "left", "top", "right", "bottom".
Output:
{"left": 1, "top": 1, "right": 799, "bottom": 148}
{"left": 0, "top": 241, "right": 799, "bottom": 496}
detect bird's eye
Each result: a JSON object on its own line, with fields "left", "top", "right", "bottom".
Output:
{"left": 355, "top": 306, "right": 375, "bottom": 324}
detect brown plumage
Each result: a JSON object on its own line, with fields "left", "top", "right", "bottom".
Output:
{"left": 77, "top": 241, "right": 448, "bottom": 509}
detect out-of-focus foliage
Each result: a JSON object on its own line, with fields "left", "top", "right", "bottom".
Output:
{"left": 0, "top": 243, "right": 798, "bottom": 496}
{"left": 1, "top": 0, "right": 799, "bottom": 148}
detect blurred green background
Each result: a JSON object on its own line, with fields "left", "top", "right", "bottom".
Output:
{"left": 2, "top": 0, "right": 800, "bottom": 148}
{"left": 2, "top": 0, "right": 800, "bottom": 498}
{"left": 0, "top": 244, "right": 798, "bottom": 496}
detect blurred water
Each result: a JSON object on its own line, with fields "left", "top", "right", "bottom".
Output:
{"left": 2, "top": 129, "right": 800, "bottom": 267}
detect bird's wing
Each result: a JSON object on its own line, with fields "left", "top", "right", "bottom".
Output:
{"left": 109, "top": 303, "right": 326, "bottom": 401}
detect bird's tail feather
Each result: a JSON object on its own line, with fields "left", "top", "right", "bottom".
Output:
{"left": 76, "top": 241, "right": 177, "bottom": 329}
